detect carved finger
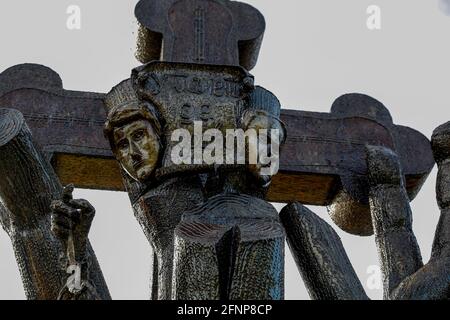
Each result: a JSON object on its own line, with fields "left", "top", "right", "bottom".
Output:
{"left": 62, "top": 184, "right": 75, "bottom": 203}
{"left": 50, "top": 199, "right": 63, "bottom": 212}
{"left": 51, "top": 213, "right": 72, "bottom": 230}
{"left": 68, "top": 199, "right": 95, "bottom": 224}
{"left": 68, "top": 199, "right": 94, "bottom": 214}
{"left": 51, "top": 220, "right": 70, "bottom": 240}
{"left": 280, "top": 202, "right": 368, "bottom": 300}
{"left": 51, "top": 200, "right": 77, "bottom": 219}
{"left": 366, "top": 145, "right": 423, "bottom": 298}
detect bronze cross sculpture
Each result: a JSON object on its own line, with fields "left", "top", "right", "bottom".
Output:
{"left": 0, "top": 0, "right": 448, "bottom": 300}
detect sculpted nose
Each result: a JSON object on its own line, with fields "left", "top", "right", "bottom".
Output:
{"left": 130, "top": 142, "right": 142, "bottom": 161}
{"left": 131, "top": 152, "right": 142, "bottom": 162}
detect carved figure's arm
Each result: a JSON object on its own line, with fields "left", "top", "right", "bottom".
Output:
{"left": 0, "top": 108, "right": 110, "bottom": 300}
{"left": 51, "top": 185, "right": 110, "bottom": 300}
{"left": 280, "top": 203, "right": 369, "bottom": 300}
{"left": 367, "top": 136, "right": 449, "bottom": 300}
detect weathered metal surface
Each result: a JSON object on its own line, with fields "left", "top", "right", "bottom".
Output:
{"left": 0, "top": 63, "right": 434, "bottom": 235}
{"left": 280, "top": 202, "right": 368, "bottom": 300}
{"left": 0, "top": 0, "right": 446, "bottom": 302}
{"left": 173, "top": 193, "right": 284, "bottom": 300}
{"left": 279, "top": 95, "right": 434, "bottom": 235}
{"left": 135, "top": 0, "right": 265, "bottom": 70}
{"left": 366, "top": 146, "right": 423, "bottom": 299}
{"left": 132, "top": 176, "right": 205, "bottom": 300}
{"left": 367, "top": 142, "right": 449, "bottom": 300}
{"left": 279, "top": 104, "right": 433, "bottom": 205}
{"left": 104, "top": 73, "right": 286, "bottom": 300}
{"left": 0, "top": 64, "right": 120, "bottom": 191}
{"left": 51, "top": 185, "right": 104, "bottom": 300}
{"left": 0, "top": 64, "right": 434, "bottom": 235}
{"left": 0, "top": 108, "right": 110, "bottom": 300}
{"left": 130, "top": 61, "right": 253, "bottom": 171}
{"left": 278, "top": 141, "right": 449, "bottom": 301}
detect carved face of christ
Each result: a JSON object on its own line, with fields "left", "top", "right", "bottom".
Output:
{"left": 113, "top": 119, "right": 161, "bottom": 182}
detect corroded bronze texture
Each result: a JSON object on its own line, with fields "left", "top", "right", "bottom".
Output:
{"left": 173, "top": 194, "right": 284, "bottom": 300}
{"left": 0, "top": 0, "right": 447, "bottom": 301}
{"left": 131, "top": 176, "right": 205, "bottom": 300}
{"left": 0, "top": 64, "right": 119, "bottom": 191}
{"left": 280, "top": 141, "right": 449, "bottom": 300}
{"left": 280, "top": 203, "right": 368, "bottom": 300}
{"left": 103, "top": 69, "right": 286, "bottom": 299}
{"left": 0, "top": 64, "right": 434, "bottom": 236}
{"left": 281, "top": 94, "right": 434, "bottom": 235}
{"left": 134, "top": 0, "right": 265, "bottom": 70}
{"left": 130, "top": 61, "right": 254, "bottom": 171}
{"left": 104, "top": 79, "right": 163, "bottom": 183}
{"left": 0, "top": 108, "right": 110, "bottom": 300}
{"left": 366, "top": 143, "right": 449, "bottom": 300}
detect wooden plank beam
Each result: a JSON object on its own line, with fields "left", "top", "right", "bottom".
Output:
{"left": 0, "top": 64, "right": 434, "bottom": 208}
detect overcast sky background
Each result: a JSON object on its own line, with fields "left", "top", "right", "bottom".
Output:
{"left": 0, "top": 0, "right": 450, "bottom": 300}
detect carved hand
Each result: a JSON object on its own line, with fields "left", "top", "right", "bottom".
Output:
{"left": 51, "top": 184, "right": 95, "bottom": 265}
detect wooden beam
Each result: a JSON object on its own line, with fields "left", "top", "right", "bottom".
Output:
{"left": 0, "top": 64, "right": 434, "bottom": 235}
{"left": 0, "top": 64, "right": 432, "bottom": 193}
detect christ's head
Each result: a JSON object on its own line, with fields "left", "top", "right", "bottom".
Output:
{"left": 104, "top": 80, "right": 163, "bottom": 183}
{"left": 111, "top": 117, "right": 161, "bottom": 182}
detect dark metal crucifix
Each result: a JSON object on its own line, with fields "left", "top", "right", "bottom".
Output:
{"left": 0, "top": 0, "right": 447, "bottom": 300}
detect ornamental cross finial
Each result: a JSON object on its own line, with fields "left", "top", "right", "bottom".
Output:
{"left": 135, "top": 0, "right": 265, "bottom": 70}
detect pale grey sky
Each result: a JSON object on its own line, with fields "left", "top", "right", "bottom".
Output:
{"left": 440, "top": 0, "right": 450, "bottom": 15}
{"left": 0, "top": 0, "right": 449, "bottom": 300}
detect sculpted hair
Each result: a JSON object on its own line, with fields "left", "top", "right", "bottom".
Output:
{"left": 103, "top": 78, "right": 164, "bottom": 151}
{"left": 104, "top": 103, "right": 163, "bottom": 152}
{"left": 241, "top": 109, "right": 287, "bottom": 145}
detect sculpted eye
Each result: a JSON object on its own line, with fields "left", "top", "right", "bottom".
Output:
{"left": 133, "top": 130, "right": 145, "bottom": 141}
